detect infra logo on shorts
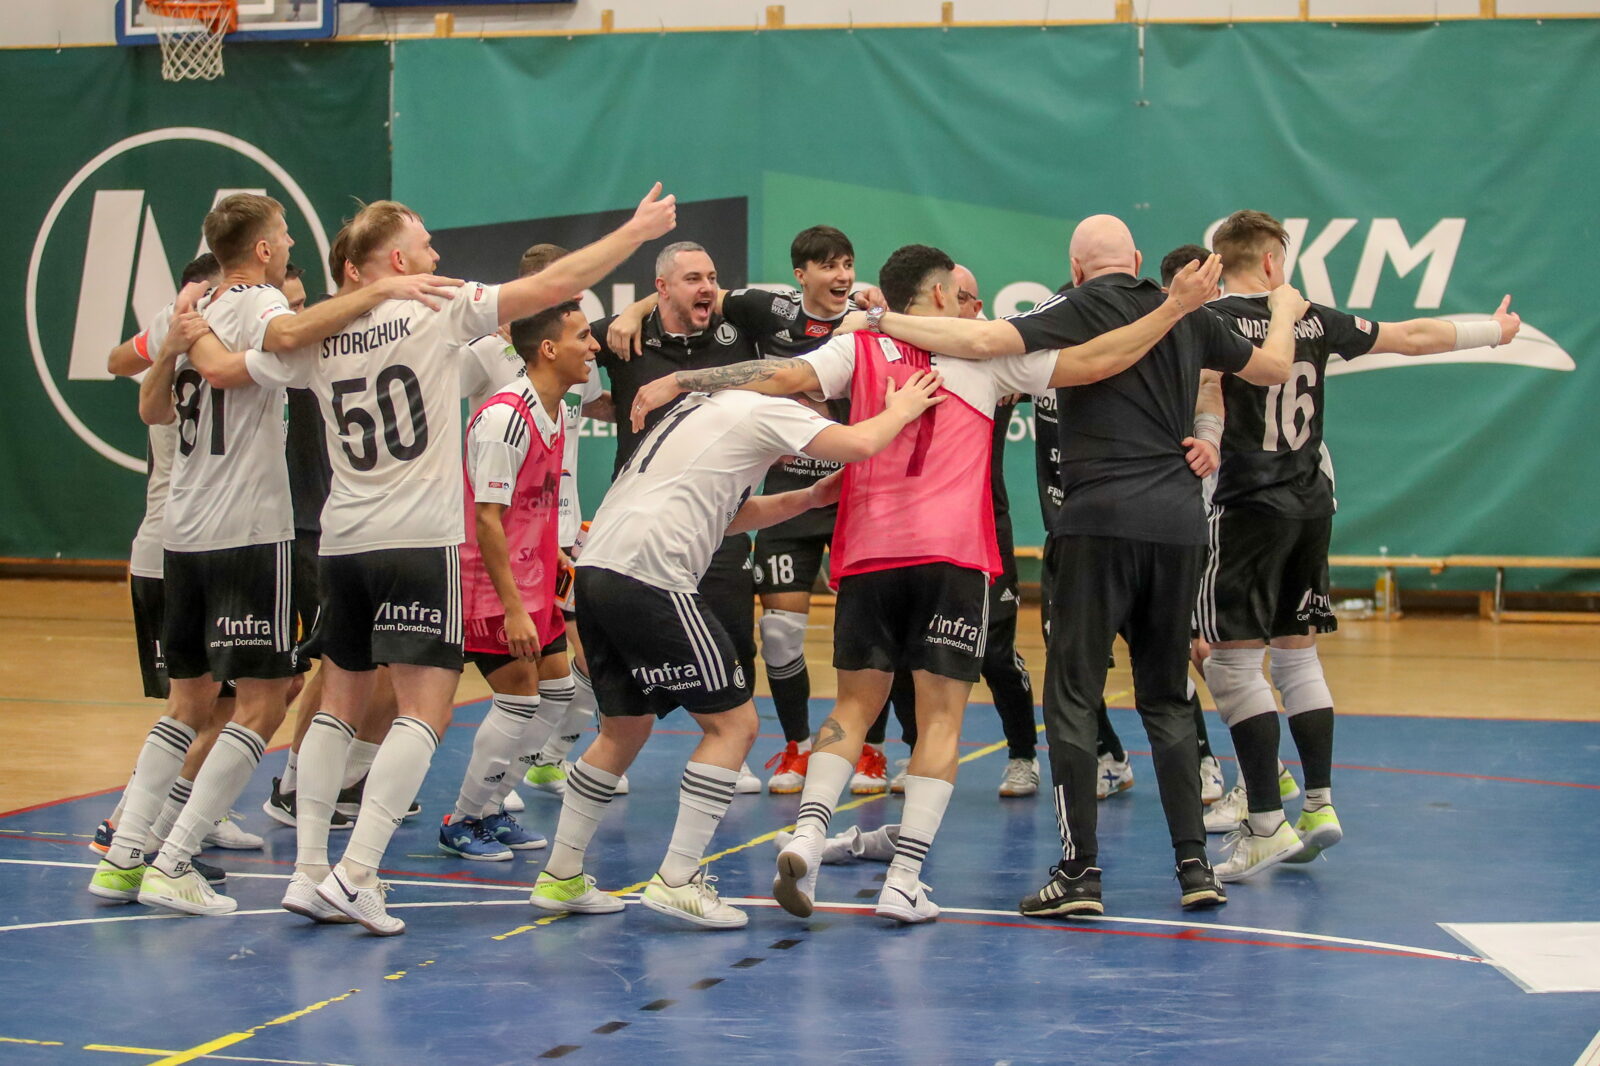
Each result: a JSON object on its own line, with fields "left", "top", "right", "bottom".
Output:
{"left": 1295, "top": 589, "right": 1334, "bottom": 623}
{"left": 211, "top": 614, "right": 274, "bottom": 649}
{"left": 630, "top": 661, "right": 701, "bottom": 692}
{"left": 926, "top": 613, "right": 981, "bottom": 653}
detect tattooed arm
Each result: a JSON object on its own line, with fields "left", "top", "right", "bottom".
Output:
{"left": 628, "top": 357, "right": 822, "bottom": 431}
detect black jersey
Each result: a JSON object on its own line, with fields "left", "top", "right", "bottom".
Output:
{"left": 1006, "top": 273, "right": 1252, "bottom": 546}
{"left": 1029, "top": 389, "right": 1064, "bottom": 531}
{"left": 721, "top": 288, "right": 854, "bottom": 536}
{"left": 593, "top": 309, "right": 761, "bottom": 477}
{"left": 1209, "top": 294, "right": 1379, "bottom": 518}
{"left": 285, "top": 387, "right": 332, "bottom": 534}
{"left": 991, "top": 400, "right": 1019, "bottom": 589}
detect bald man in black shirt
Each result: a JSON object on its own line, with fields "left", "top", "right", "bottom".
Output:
{"left": 875, "top": 216, "right": 1303, "bottom": 914}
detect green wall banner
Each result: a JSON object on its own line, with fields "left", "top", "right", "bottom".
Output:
{"left": 393, "top": 22, "right": 1599, "bottom": 589}
{"left": 1, "top": 43, "right": 390, "bottom": 561}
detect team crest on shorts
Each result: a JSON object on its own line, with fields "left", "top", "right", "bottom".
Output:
{"left": 733, "top": 664, "right": 747, "bottom": 689}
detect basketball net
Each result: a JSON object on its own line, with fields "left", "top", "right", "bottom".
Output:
{"left": 144, "top": 0, "right": 237, "bottom": 82}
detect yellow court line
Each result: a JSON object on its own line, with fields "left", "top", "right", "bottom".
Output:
{"left": 0, "top": 1035, "right": 65, "bottom": 1046}
{"left": 143, "top": 990, "right": 360, "bottom": 1066}
{"left": 489, "top": 692, "right": 1129, "bottom": 942}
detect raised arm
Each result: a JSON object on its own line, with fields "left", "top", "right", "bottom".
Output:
{"left": 108, "top": 337, "right": 147, "bottom": 378}
{"left": 1233, "top": 284, "right": 1307, "bottom": 385}
{"left": 137, "top": 311, "right": 208, "bottom": 426}
{"left": 628, "top": 357, "right": 823, "bottom": 432}
{"left": 1371, "top": 296, "right": 1521, "bottom": 356}
{"left": 498, "top": 183, "right": 677, "bottom": 325}
{"left": 262, "top": 273, "right": 462, "bottom": 353}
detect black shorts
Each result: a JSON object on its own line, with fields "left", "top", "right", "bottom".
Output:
{"left": 833, "top": 562, "right": 990, "bottom": 682}
{"left": 464, "top": 631, "right": 568, "bottom": 680}
{"left": 293, "top": 530, "right": 324, "bottom": 660}
{"left": 320, "top": 546, "right": 464, "bottom": 673}
{"left": 575, "top": 566, "right": 752, "bottom": 718}
{"left": 753, "top": 528, "right": 829, "bottom": 595}
{"left": 130, "top": 575, "right": 169, "bottom": 699}
{"left": 1197, "top": 507, "right": 1337, "bottom": 643}
{"left": 697, "top": 534, "right": 756, "bottom": 676}
{"left": 162, "top": 542, "right": 297, "bottom": 683}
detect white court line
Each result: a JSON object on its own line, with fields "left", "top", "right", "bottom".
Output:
{"left": 1575, "top": 1029, "right": 1600, "bottom": 1066}
{"left": 0, "top": 899, "right": 528, "bottom": 934}
{"left": 0, "top": 858, "right": 1483, "bottom": 961}
{"left": 0, "top": 857, "right": 533, "bottom": 893}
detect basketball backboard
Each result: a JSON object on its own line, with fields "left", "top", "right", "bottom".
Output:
{"left": 114, "top": 0, "right": 336, "bottom": 44}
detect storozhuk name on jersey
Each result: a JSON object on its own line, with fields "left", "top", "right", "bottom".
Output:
{"left": 322, "top": 318, "right": 413, "bottom": 359}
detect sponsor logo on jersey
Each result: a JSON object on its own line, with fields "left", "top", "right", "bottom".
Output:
{"left": 771, "top": 294, "right": 800, "bottom": 321}
{"left": 715, "top": 322, "right": 739, "bottom": 345}
{"left": 472, "top": 283, "right": 487, "bottom": 303}
{"left": 488, "top": 480, "right": 509, "bottom": 490}
{"left": 28, "top": 127, "right": 332, "bottom": 472}
{"left": 774, "top": 329, "right": 793, "bottom": 342}
{"left": 1354, "top": 316, "right": 1374, "bottom": 334}
{"left": 804, "top": 321, "right": 832, "bottom": 338}
{"left": 645, "top": 336, "right": 662, "bottom": 348}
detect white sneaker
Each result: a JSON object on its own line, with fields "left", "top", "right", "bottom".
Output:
{"left": 529, "top": 871, "right": 625, "bottom": 914}
{"left": 1204, "top": 784, "right": 1248, "bottom": 834}
{"left": 502, "top": 788, "right": 525, "bottom": 813}
{"left": 1216, "top": 819, "right": 1305, "bottom": 882}
{"left": 281, "top": 871, "right": 356, "bottom": 923}
{"left": 888, "top": 757, "right": 911, "bottom": 795}
{"left": 1200, "top": 756, "right": 1226, "bottom": 805}
{"left": 999, "top": 757, "right": 1040, "bottom": 798}
{"left": 734, "top": 762, "right": 761, "bottom": 795}
{"left": 613, "top": 772, "right": 631, "bottom": 797}
{"left": 138, "top": 865, "right": 237, "bottom": 916}
{"left": 317, "top": 865, "right": 404, "bottom": 936}
{"left": 203, "top": 812, "right": 264, "bottom": 850}
{"left": 641, "top": 870, "right": 747, "bottom": 929}
{"left": 1095, "top": 753, "right": 1134, "bottom": 799}
{"left": 875, "top": 877, "right": 938, "bottom": 923}
{"left": 773, "top": 832, "right": 823, "bottom": 917}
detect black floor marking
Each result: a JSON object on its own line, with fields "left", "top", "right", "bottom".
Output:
{"left": 538, "top": 1046, "right": 581, "bottom": 1059}
{"left": 808, "top": 921, "right": 834, "bottom": 931}
{"left": 690, "top": 978, "right": 724, "bottom": 990}
{"left": 872, "top": 872, "right": 887, "bottom": 882}
{"left": 593, "top": 1021, "right": 628, "bottom": 1034}
{"left": 769, "top": 939, "right": 802, "bottom": 950}
{"left": 855, "top": 888, "right": 877, "bottom": 898}
{"left": 641, "top": 999, "right": 676, "bottom": 1011}
{"left": 731, "top": 956, "right": 765, "bottom": 968}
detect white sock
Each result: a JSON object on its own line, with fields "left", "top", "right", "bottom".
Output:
{"left": 887, "top": 775, "right": 953, "bottom": 885}
{"left": 295, "top": 712, "right": 355, "bottom": 873}
{"left": 109, "top": 770, "right": 136, "bottom": 826}
{"left": 343, "top": 717, "right": 439, "bottom": 884}
{"left": 342, "top": 738, "right": 380, "bottom": 790}
{"left": 659, "top": 762, "right": 739, "bottom": 886}
{"left": 545, "top": 759, "right": 619, "bottom": 881}
{"left": 1303, "top": 787, "right": 1332, "bottom": 811}
{"left": 106, "top": 717, "right": 195, "bottom": 868}
{"left": 157, "top": 724, "right": 266, "bottom": 874}
{"left": 793, "top": 751, "right": 854, "bottom": 842}
{"left": 499, "top": 679, "right": 574, "bottom": 808}
{"left": 146, "top": 776, "right": 193, "bottom": 854}
{"left": 453, "top": 693, "right": 540, "bottom": 821}
{"left": 539, "top": 668, "right": 595, "bottom": 765}
{"left": 1247, "top": 809, "right": 1287, "bottom": 837}
{"left": 281, "top": 749, "right": 299, "bottom": 793}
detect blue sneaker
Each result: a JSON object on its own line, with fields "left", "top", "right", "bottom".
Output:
{"left": 92, "top": 819, "right": 114, "bottom": 854}
{"left": 481, "top": 809, "right": 547, "bottom": 851}
{"left": 438, "top": 816, "right": 513, "bottom": 862}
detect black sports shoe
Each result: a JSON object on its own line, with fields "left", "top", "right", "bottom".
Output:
{"left": 1020, "top": 864, "right": 1104, "bottom": 918}
{"left": 336, "top": 775, "right": 420, "bottom": 820}
{"left": 263, "top": 777, "right": 351, "bottom": 831}
{"left": 1176, "top": 858, "right": 1227, "bottom": 910}
{"left": 148, "top": 851, "right": 225, "bottom": 886}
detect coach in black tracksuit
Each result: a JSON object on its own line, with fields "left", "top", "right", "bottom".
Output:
{"left": 873, "top": 215, "right": 1301, "bottom": 915}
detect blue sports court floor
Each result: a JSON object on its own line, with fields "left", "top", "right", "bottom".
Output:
{"left": 1, "top": 699, "right": 1597, "bottom": 1065}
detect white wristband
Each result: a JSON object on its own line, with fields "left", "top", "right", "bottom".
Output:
{"left": 1452, "top": 319, "right": 1502, "bottom": 350}
{"left": 1192, "top": 412, "right": 1223, "bottom": 450}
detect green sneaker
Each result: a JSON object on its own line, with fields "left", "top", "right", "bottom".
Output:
{"left": 1283, "top": 805, "right": 1342, "bottom": 863}
{"left": 529, "top": 871, "right": 623, "bottom": 914}
{"left": 88, "top": 858, "right": 147, "bottom": 902}
{"left": 524, "top": 758, "right": 568, "bottom": 795}
{"left": 1277, "top": 762, "right": 1301, "bottom": 802}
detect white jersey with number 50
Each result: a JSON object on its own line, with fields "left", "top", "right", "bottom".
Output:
{"left": 248, "top": 282, "right": 502, "bottom": 556}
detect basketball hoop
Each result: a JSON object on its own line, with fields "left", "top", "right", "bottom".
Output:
{"left": 144, "top": 0, "right": 237, "bottom": 82}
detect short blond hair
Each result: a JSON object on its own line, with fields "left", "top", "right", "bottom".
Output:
{"left": 344, "top": 200, "right": 424, "bottom": 273}
{"left": 203, "top": 193, "right": 283, "bottom": 269}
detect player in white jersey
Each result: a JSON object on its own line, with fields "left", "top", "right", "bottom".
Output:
{"left": 244, "top": 186, "right": 679, "bottom": 935}
{"left": 89, "top": 194, "right": 458, "bottom": 915}
{"left": 528, "top": 372, "right": 944, "bottom": 927}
